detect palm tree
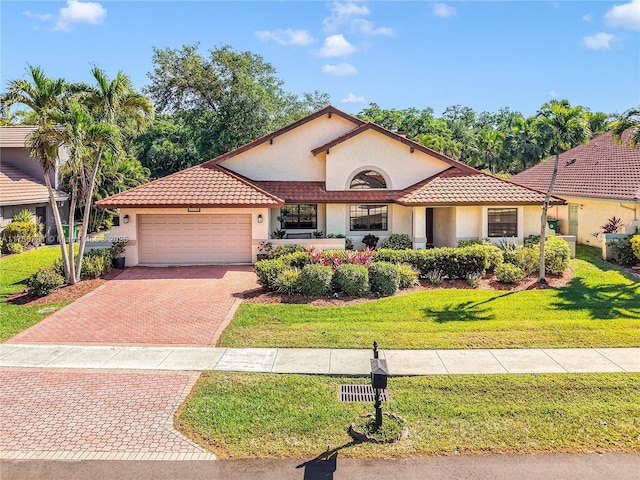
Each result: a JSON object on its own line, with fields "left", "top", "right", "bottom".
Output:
{"left": 510, "top": 117, "right": 545, "bottom": 172}
{"left": 50, "top": 101, "right": 118, "bottom": 283}
{"left": 74, "top": 67, "right": 153, "bottom": 276}
{"left": 1, "top": 67, "right": 72, "bottom": 280}
{"left": 536, "top": 100, "right": 590, "bottom": 283}
{"left": 612, "top": 107, "right": 640, "bottom": 148}
{"left": 470, "top": 128, "right": 505, "bottom": 174}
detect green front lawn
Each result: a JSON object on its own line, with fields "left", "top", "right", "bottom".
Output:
{"left": 220, "top": 246, "right": 640, "bottom": 349}
{"left": 0, "top": 246, "right": 69, "bottom": 342}
{"left": 176, "top": 372, "right": 640, "bottom": 458}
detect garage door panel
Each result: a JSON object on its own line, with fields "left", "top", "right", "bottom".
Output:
{"left": 138, "top": 214, "right": 252, "bottom": 264}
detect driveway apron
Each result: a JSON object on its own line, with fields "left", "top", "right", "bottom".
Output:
{"left": 7, "top": 265, "right": 259, "bottom": 346}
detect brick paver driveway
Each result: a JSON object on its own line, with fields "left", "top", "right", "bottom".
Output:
{"left": 8, "top": 266, "right": 258, "bottom": 346}
{"left": 0, "top": 369, "right": 213, "bottom": 459}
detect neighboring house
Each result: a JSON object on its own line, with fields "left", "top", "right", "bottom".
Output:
{"left": 0, "top": 126, "right": 69, "bottom": 243}
{"left": 511, "top": 130, "right": 640, "bottom": 246}
{"left": 98, "top": 106, "right": 563, "bottom": 266}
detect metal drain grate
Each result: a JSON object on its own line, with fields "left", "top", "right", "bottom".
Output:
{"left": 339, "top": 384, "right": 389, "bottom": 402}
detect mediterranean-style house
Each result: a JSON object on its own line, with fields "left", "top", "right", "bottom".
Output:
{"left": 511, "top": 130, "right": 640, "bottom": 247}
{"left": 0, "top": 126, "right": 69, "bottom": 243}
{"left": 98, "top": 106, "right": 564, "bottom": 266}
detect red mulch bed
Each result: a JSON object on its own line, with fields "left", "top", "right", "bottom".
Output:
{"left": 6, "top": 269, "right": 124, "bottom": 306}
{"left": 243, "top": 268, "right": 574, "bottom": 307}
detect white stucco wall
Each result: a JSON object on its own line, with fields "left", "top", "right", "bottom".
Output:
{"left": 324, "top": 130, "right": 450, "bottom": 191}
{"left": 456, "top": 206, "right": 482, "bottom": 241}
{"left": 548, "top": 197, "right": 640, "bottom": 246}
{"left": 219, "top": 115, "right": 357, "bottom": 181}
{"left": 109, "top": 207, "right": 270, "bottom": 266}
{"left": 433, "top": 207, "right": 456, "bottom": 247}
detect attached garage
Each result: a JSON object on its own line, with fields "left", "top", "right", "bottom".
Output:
{"left": 138, "top": 214, "right": 252, "bottom": 265}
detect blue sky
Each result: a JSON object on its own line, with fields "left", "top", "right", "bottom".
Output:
{"left": 1, "top": 1, "right": 639, "bottom": 117}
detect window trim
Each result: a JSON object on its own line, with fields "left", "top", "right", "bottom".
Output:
{"left": 280, "top": 204, "right": 317, "bottom": 230}
{"left": 349, "top": 204, "right": 389, "bottom": 231}
{"left": 487, "top": 207, "right": 518, "bottom": 238}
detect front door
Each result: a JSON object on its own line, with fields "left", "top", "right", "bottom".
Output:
{"left": 426, "top": 208, "right": 434, "bottom": 246}
{"left": 568, "top": 203, "right": 579, "bottom": 237}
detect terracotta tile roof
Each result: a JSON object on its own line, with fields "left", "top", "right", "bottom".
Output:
{"left": 96, "top": 164, "right": 283, "bottom": 208}
{"left": 396, "top": 169, "right": 566, "bottom": 206}
{"left": 511, "top": 130, "right": 640, "bottom": 201}
{"left": 204, "top": 106, "right": 365, "bottom": 166}
{"left": 0, "top": 163, "right": 68, "bottom": 206}
{"left": 253, "top": 181, "right": 403, "bottom": 203}
{"left": 311, "top": 122, "right": 477, "bottom": 173}
{"left": 0, "top": 126, "right": 36, "bottom": 147}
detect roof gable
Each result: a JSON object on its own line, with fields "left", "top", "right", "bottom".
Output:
{"left": 511, "top": 130, "right": 640, "bottom": 202}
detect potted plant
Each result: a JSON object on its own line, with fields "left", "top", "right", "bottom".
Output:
{"left": 110, "top": 238, "right": 128, "bottom": 269}
{"left": 271, "top": 229, "right": 286, "bottom": 239}
{"left": 362, "top": 234, "right": 379, "bottom": 250}
{"left": 257, "top": 240, "right": 273, "bottom": 261}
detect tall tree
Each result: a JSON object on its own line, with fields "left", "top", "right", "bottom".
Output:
{"left": 612, "top": 107, "right": 640, "bottom": 148}
{"left": 536, "top": 100, "right": 590, "bottom": 283}
{"left": 1, "top": 66, "right": 72, "bottom": 279}
{"left": 74, "top": 67, "right": 153, "bottom": 277}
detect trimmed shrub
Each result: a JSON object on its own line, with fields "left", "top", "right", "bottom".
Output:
{"left": 397, "top": 263, "right": 419, "bottom": 289}
{"left": 270, "top": 244, "right": 306, "bottom": 258}
{"left": 373, "top": 248, "right": 417, "bottom": 266}
{"left": 524, "top": 235, "right": 540, "bottom": 247}
{"left": 362, "top": 234, "right": 379, "bottom": 249}
{"left": 299, "top": 264, "right": 333, "bottom": 296}
{"left": 25, "top": 268, "right": 64, "bottom": 297}
{"left": 273, "top": 268, "right": 301, "bottom": 295}
{"left": 4, "top": 242, "right": 24, "bottom": 255}
{"left": 631, "top": 235, "right": 640, "bottom": 261}
{"left": 280, "top": 251, "right": 312, "bottom": 269}
{"left": 479, "top": 244, "right": 504, "bottom": 271}
{"left": 3, "top": 221, "right": 37, "bottom": 247}
{"left": 610, "top": 237, "right": 638, "bottom": 267}
{"left": 368, "top": 262, "right": 400, "bottom": 296}
{"left": 326, "top": 234, "right": 353, "bottom": 250}
{"left": 424, "top": 269, "right": 444, "bottom": 285}
{"left": 380, "top": 234, "right": 412, "bottom": 250}
{"left": 332, "top": 264, "right": 370, "bottom": 296}
{"left": 254, "top": 259, "right": 286, "bottom": 290}
{"left": 457, "top": 239, "right": 488, "bottom": 247}
{"left": 543, "top": 236, "right": 571, "bottom": 275}
{"left": 503, "top": 246, "right": 538, "bottom": 275}
{"left": 415, "top": 248, "right": 453, "bottom": 276}
{"left": 495, "top": 263, "right": 525, "bottom": 284}
{"left": 446, "top": 246, "right": 488, "bottom": 279}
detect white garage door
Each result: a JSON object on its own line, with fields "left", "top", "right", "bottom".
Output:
{"left": 138, "top": 214, "right": 252, "bottom": 264}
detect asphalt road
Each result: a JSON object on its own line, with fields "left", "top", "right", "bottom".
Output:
{"left": 2, "top": 452, "right": 639, "bottom": 480}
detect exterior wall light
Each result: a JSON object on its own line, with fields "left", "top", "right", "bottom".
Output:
{"left": 257, "top": 214, "right": 263, "bottom": 223}
{"left": 123, "top": 215, "right": 130, "bottom": 224}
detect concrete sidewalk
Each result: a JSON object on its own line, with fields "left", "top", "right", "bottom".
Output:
{"left": 1, "top": 344, "right": 638, "bottom": 375}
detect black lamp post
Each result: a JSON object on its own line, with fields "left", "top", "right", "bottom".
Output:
{"left": 370, "top": 341, "right": 389, "bottom": 429}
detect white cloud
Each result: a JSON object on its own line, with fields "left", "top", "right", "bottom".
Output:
{"left": 323, "top": 1, "right": 370, "bottom": 33}
{"left": 23, "top": 10, "right": 54, "bottom": 21}
{"left": 604, "top": 0, "right": 640, "bottom": 30}
{"left": 433, "top": 3, "right": 456, "bottom": 18}
{"left": 350, "top": 19, "right": 394, "bottom": 36}
{"left": 582, "top": 13, "right": 592, "bottom": 22}
{"left": 255, "top": 29, "right": 314, "bottom": 46}
{"left": 322, "top": 63, "right": 358, "bottom": 76}
{"left": 317, "top": 34, "right": 357, "bottom": 57}
{"left": 53, "top": 0, "right": 106, "bottom": 32}
{"left": 341, "top": 92, "right": 365, "bottom": 104}
{"left": 582, "top": 32, "right": 616, "bottom": 50}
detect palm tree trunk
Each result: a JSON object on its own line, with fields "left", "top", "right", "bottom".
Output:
{"left": 538, "top": 152, "right": 560, "bottom": 284}
{"left": 75, "top": 147, "right": 103, "bottom": 278}
{"left": 43, "top": 173, "right": 70, "bottom": 283}
{"left": 67, "top": 183, "right": 78, "bottom": 284}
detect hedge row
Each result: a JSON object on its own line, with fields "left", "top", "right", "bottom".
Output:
{"left": 255, "top": 260, "right": 414, "bottom": 297}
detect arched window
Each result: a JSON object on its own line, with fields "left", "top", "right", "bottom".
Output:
{"left": 350, "top": 170, "right": 387, "bottom": 189}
